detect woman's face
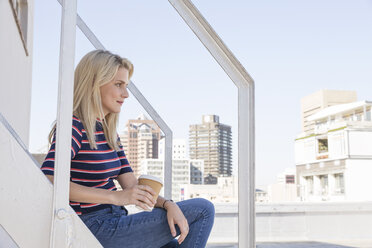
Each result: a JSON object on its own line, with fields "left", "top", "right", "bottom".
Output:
{"left": 100, "top": 67, "right": 129, "bottom": 116}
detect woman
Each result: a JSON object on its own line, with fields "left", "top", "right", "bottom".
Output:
{"left": 41, "top": 50, "right": 215, "bottom": 248}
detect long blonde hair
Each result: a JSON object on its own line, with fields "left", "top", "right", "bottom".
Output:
{"left": 49, "top": 50, "right": 133, "bottom": 151}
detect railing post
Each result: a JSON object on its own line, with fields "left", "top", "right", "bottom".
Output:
{"left": 168, "top": 1, "right": 256, "bottom": 247}
{"left": 50, "top": 0, "right": 77, "bottom": 247}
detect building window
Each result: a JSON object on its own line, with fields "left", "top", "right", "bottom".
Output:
{"left": 316, "top": 138, "right": 329, "bottom": 160}
{"left": 9, "top": 0, "right": 29, "bottom": 55}
{"left": 318, "top": 139, "right": 328, "bottom": 153}
{"left": 367, "top": 108, "right": 371, "bottom": 121}
{"left": 305, "top": 176, "right": 313, "bottom": 195}
{"left": 334, "top": 173, "right": 345, "bottom": 194}
{"left": 319, "top": 175, "right": 328, "bottom": 196}
{"left": 286, "top": 175, "right": 295, "bottom": 184}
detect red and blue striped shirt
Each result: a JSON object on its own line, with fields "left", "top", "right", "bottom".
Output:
{"left": 41, "top": 116, "right": 132, "bottom": 215}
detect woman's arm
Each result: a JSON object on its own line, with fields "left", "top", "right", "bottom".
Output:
{"left": 117, "top": 173, "right": 169, "bottom": 209}
{"left": 116, "top": 172, "right": 138, "bottom": 189}
{"left": 46, "top": 175, "right": 116, "bottom": 204}
{"left": 46, "top": 174, "right": 156, "bottom": 209}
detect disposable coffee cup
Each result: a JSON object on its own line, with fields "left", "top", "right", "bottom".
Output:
{"left": 137, "top": 175, "right": 163, "bottom": 211}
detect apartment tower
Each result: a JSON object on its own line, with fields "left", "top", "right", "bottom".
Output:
{"left": 120, "top": 114, "right": 162, "bottom": 176}
{"left": 189, "top": 115, "right": 232, "bottom": 182}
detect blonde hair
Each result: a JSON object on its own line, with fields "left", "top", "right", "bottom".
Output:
{"left": 49, "top": 50, "right": 134, "bottom": 151}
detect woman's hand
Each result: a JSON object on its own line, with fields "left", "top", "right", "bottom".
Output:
{"left": 111, "top": 185, "right": 156, "bottom": 211}
{"left": 165, "top": 201, "right": 189, "bottom": 245}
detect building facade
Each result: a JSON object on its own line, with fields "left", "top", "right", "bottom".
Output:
{"left": 120, "top": 114, "right": 162, "bottom": 177}
{"left": 159, "top": 138, "right": 204, "bottom": 185}
{"left": 180, "top": 176, "right": 238, "bottom": 203}
{"left": 189, "top": 115, "right": 232, "bottom": 181}
{"left": 159, "top": 138, "right": 187, "bottom": 160}
{"left": 267, "top": 168, "right": 297, "bottom": 202}
{"left": 295, "top": 99, "right": 372, "bottom": 202}
{"left": 301, "top": 90, "right": 357, "bottom": 134}
{"left": 140, "top": 158, "right": 191, "bottom": 201}
{"left": 190, "top": 159, "right": 204, "bottom": 184}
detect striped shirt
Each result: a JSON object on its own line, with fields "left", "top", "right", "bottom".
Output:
{"left": 41, "top": 116, "right": 133, "bottom": 215}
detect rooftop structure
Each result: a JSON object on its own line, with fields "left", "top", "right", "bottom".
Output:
{"left": 180, "top": 176, "right": 238, "bottom": 203}
{"left": 296, "top": 97, "right": 372, "bottom": 202}
{"left": 300, "top": 90, "right": 357, "bottom": 135}
{"left": 266, "top": 168, "right": 297, "bottom": 203}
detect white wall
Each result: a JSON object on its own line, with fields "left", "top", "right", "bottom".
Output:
{"left": 294, "top": 139, "right": 305, "bottom": 164}
{"left": 0, "top": 0, "right": 34, "bottom": 148}
{"left": 348, "top": 130, "right": 372, "bottom": 157}
{"left": 208, "top": 202, "right": 372, "bottom": 244}
{"left": 295, "top": 138, "right": 316, "bottom": 165}
{"left": 345, "top": 159, "right": 372, "bottom": 201}
{"left": 328, "top": 131, "right": 346, "bottom": 158}
{"left": 267, "top": 183, "right": 297, "bottom": 202}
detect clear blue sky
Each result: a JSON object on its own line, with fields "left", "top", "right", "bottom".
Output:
{"left": 30, "top": 0, "right": 372, "bottom": 186}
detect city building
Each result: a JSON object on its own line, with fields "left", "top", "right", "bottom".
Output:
{"left": 189, "top": 115, "right": 232, "bottom": 182}
{"left": 276, "top": 168, "right": 296, "bottom": 184}
{"left": 140, "top": 158, "right": 190, "bottom": 201}
{"left": 295, "top": 96, "right": 372, "bottom": 202}
{"left": 159, "top": 138, "right": 204, "bottom": 185}
{"left": 301, "top": 90, "right": 357, "bottom": 134}
{"left": 255, "top": 189, "right": 268, "bottom": 203}
{"left": 159, "top": 138, "right": 187, "bottom": 160}
{"left": 180, "top": 176, "right": 238, "bottom": 203}
{"left": 120, "top": 113, "right": 162, "bottom": 177}
{"left": 190, "top": 159, "right": 204, "bottom": 184}
{"left": 267, "top": 168, "right": 297, "bottom": 202}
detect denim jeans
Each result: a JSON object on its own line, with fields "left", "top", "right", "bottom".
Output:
{"left": 79, "top": 198, "right": 215, "bottom": 248}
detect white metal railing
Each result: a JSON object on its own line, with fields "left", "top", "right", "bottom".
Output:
{"left": 53, "top": 0, "right": 255, "bottom": 247}
{"left": 167, "top": 1, "right": 255, "bottom": 246}
{"left": 52, "top": 0, "right": 77, "bottom": 247}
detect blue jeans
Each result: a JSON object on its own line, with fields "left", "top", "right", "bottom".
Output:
{"left": 79, "top": 198, "right": 215, "bottom": 248}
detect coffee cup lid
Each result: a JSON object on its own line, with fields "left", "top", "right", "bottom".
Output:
{"left": 139, "top": 174, "right": 163, "bottom": 185}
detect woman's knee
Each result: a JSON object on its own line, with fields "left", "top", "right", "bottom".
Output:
{"left": 185, "top": 198, "right": 215, "bottom": 217}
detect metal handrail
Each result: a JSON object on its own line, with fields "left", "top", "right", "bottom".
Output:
{"left": 168, "top": 1, "right": 255, "bottom": 247}
{"left": 52, "top": 0, "right": 77, "bottom": 247}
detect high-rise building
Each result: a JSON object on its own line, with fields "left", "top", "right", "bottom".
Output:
{"left": 189, "top": 115, "right": 232, "bottom": 181}
{"left": 301, "top": 90, "right": 357, "bottom": 134}
{"left": 120, "top": 114, "right": 162, "bottom": 177}
{"left": 158, "top": 138, "right": 204, "bottom": 185}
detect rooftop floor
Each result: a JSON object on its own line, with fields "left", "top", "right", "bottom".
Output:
{"left": 207, "top": 241, "right": 372, "bottom": 248}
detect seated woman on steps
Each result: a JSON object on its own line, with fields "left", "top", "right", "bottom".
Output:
{"left": 40, "top": 50, "right": 215, "bottom": 248}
